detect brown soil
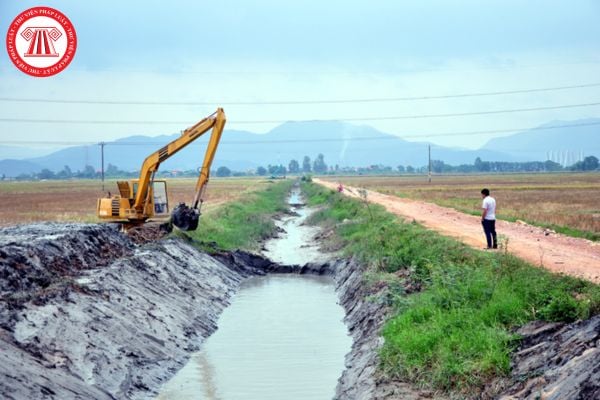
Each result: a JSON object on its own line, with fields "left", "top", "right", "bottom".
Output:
{"left": 316, "top": 179, "right": 600, "bottom": 284}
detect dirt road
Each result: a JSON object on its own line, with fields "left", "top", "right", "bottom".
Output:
{"left": 315, "top": 179, "right": 600, "bottom": 284}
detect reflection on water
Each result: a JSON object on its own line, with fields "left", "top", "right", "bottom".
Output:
{"left": 156, "top": 275, "right": 351, "bottom": 400}
{"left": 189, "top": 352, "right": 219, "bottom": 400}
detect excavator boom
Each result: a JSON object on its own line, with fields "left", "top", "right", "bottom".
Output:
{"left": 171, "top": 109, "right": 226, "bottom": 231}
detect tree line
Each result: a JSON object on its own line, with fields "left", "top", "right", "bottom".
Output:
{"left": 2, "top": 154, "right": 598, "bottom": 181}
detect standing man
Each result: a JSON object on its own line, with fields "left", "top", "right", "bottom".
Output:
{"left": 481, "top": 188, "right": 497, "bottom": 249}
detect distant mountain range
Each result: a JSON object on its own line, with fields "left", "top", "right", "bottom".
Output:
{"left": 0, "top": 145, "right": 61, "bottom": 160}
{"left": 482, "top": 119, "right": 600, "bottom": 161}
{"left": 0, "top": 118, "right": 598, "bottom": 177}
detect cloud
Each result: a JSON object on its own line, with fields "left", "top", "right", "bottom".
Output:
{"left": 1, "top": 0, "right": 599, "bottom": 150}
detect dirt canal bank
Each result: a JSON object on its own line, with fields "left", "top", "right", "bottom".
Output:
{"left": 0, "top": 223, "right": 248, "bottom": 399}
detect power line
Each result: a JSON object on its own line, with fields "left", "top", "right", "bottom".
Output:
{"left": 1, "top": 60, "right": 598, "bottom": 76}
{"left": 1, "top": 101, "right": 599, "bottom": 125}
{"left": 242, "top": 102, "right": 600, "bottom": 123}
{"left": 0, "top": 82, "right": 599, "bottom": 106}
{"left": 1, "top": 121, "right": 599, "bottom": 147}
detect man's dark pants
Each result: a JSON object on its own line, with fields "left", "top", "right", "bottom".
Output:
{"left": 482, "top": 219, "right": 497, "bottom": 249}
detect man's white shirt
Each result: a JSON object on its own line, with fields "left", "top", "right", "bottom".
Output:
{"left": 482, "top": 196, "right": 496, "bottom": 220}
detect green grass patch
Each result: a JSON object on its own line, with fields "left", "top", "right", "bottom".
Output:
{"left": 183, "top": 180, "right": 294, "bottom": 252}
{"left": 302, "top": 182, "right": 600, "bottom": 394}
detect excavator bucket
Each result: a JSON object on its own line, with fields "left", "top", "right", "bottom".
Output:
{"left": 171, "top": 203, "right": 200, "bottom": 231}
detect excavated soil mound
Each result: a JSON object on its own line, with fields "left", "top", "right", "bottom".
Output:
{"left": 0, "top": 224, "right": 248, "bottom": 400}
{"left": 0, "top": 223, "right": 133, "bottom": 301}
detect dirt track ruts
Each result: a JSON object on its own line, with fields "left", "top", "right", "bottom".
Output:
{"left": 315, "top": 179, "right": 600, "bottom": 284}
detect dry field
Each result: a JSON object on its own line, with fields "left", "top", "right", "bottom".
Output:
{"left": 0, "top": 177, "right": 269, "bottom": 227}
{"left": 323, "top": 173, "right": 600, "bottom": 237}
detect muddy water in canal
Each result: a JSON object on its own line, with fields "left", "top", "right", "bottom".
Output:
{"left": 156, "top": 187, "right": 351, "bottom": 399}
{"left": 157, "top": 275, "right": 350, "bottom": 400}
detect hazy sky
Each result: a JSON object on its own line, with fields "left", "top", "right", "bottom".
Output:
{"left": 1, "top": 0, "right": 599, "bottom": 151}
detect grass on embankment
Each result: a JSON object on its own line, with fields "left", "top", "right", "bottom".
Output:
{"left": 302, "top": 181, "right": 600, "bottom": 395}
{"left": 181, "top": 179, "right": 294, "bottom": 252}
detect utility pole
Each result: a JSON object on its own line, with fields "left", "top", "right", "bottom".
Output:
{"left": 428, "top": 145, "right": 431, "bottom": 183}
{"left": 99, "top": 142, "right": 105, "bottom": 192}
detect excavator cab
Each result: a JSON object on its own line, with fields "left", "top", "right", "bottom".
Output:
{"left": 150, "top": 181, "right": 169, "bottom": 215}
{"left": 129, "top": 180, "right": 170, "bottom": 216}
{"left": 130, "top": 180, "right": 169, "bottom": 216}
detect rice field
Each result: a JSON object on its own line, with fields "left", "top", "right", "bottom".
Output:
{"left": 0, "top": 177, "right": 270, "bottom": 226}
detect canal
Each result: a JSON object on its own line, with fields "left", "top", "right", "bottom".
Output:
{"left": 157, "top": 186, "right": 352, "bottom": 399}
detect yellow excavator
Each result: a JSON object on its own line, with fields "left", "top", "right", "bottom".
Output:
{"left": 97, "top": 108, "right": 226, "bottom": 231}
